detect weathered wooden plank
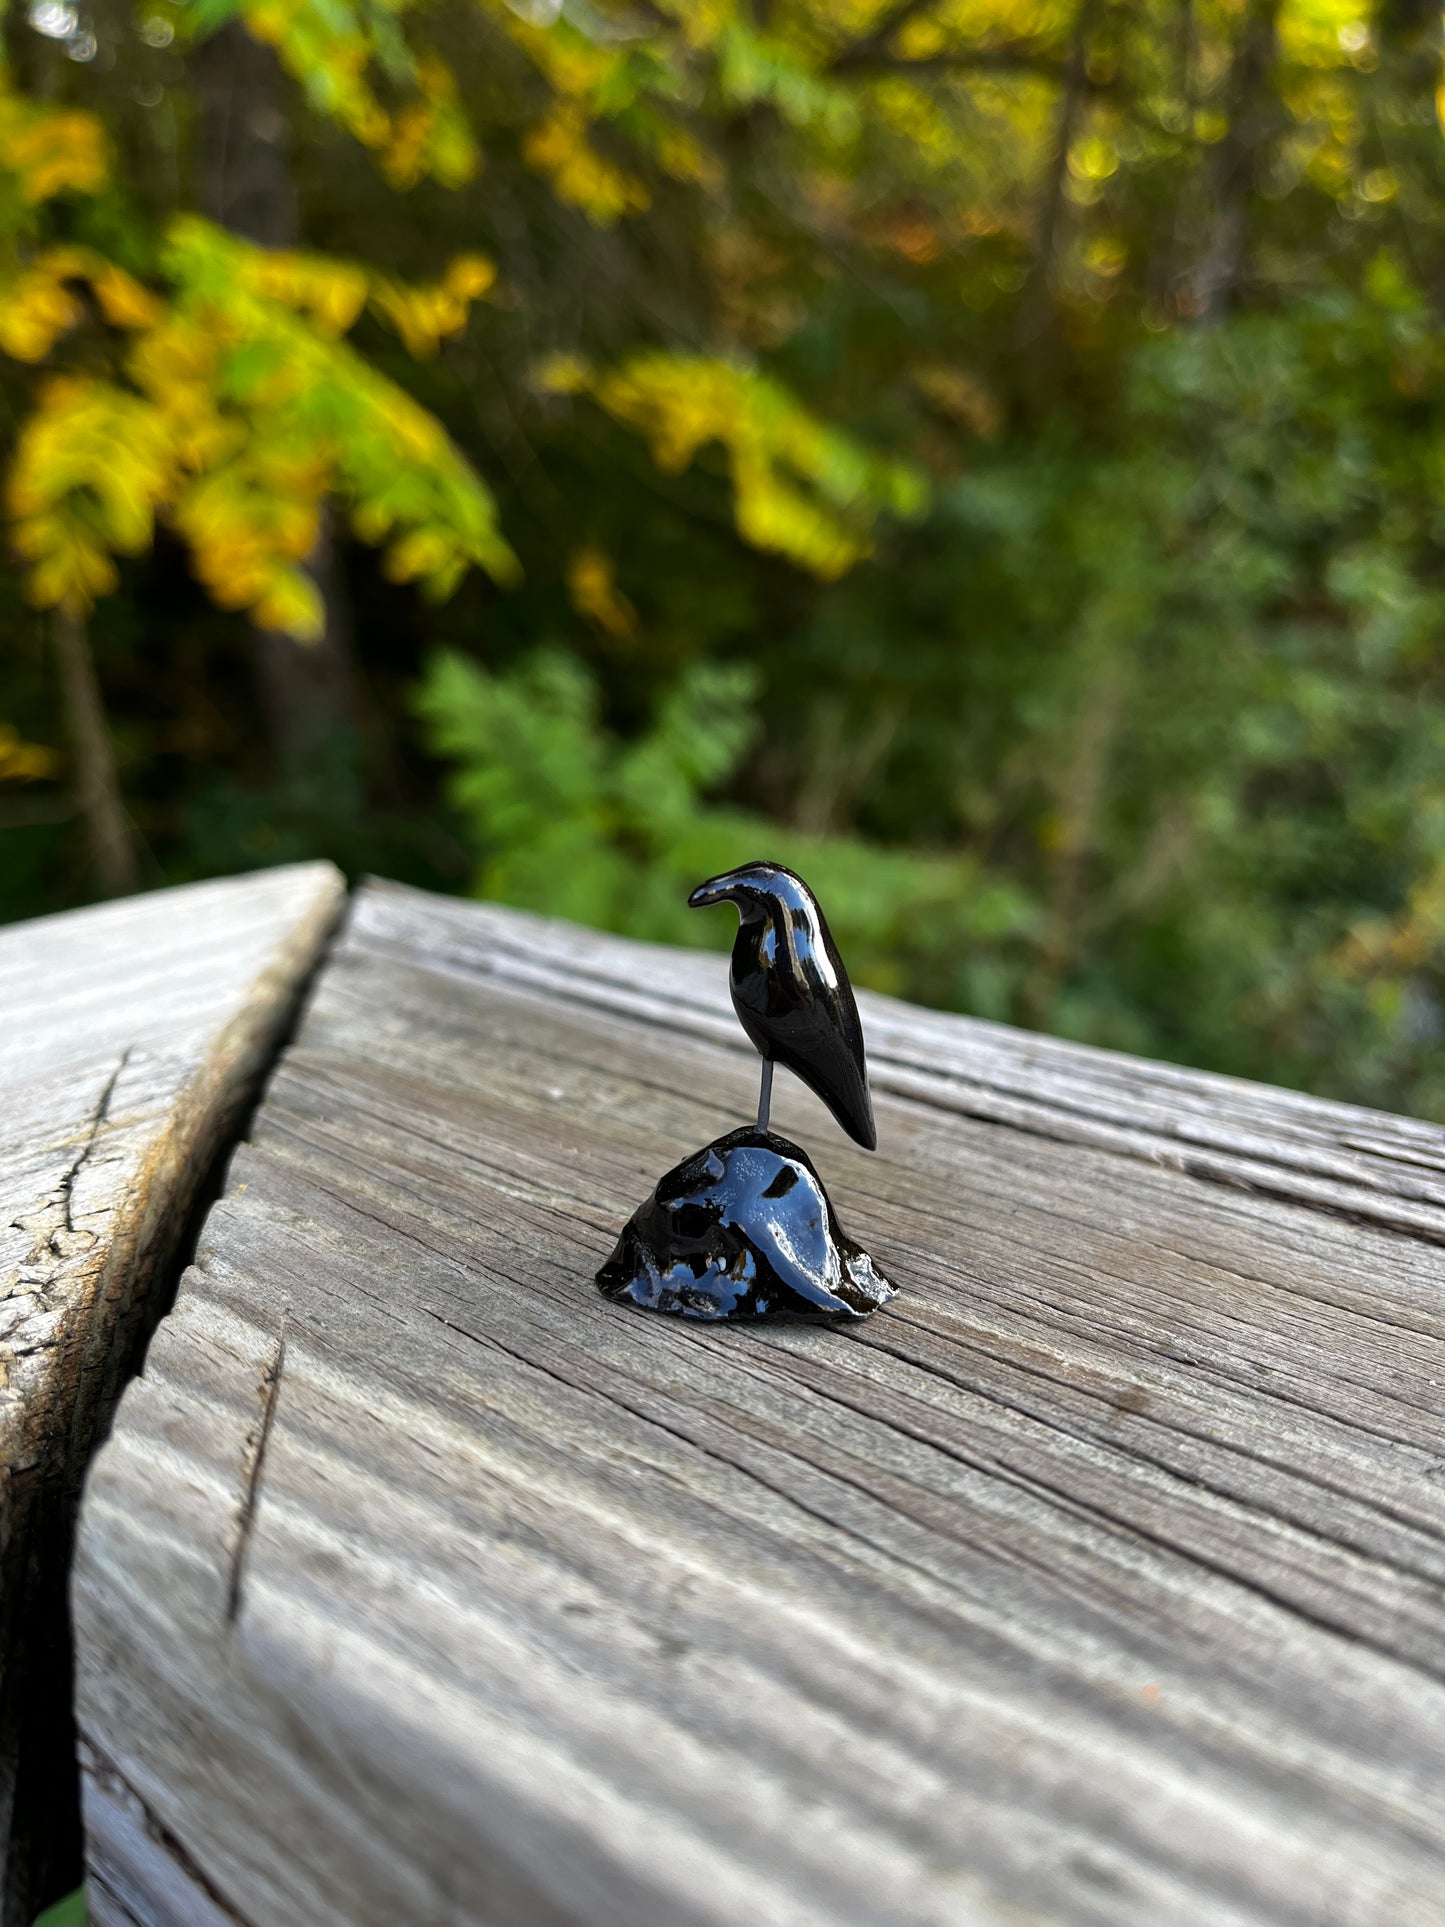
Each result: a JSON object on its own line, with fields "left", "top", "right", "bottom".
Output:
{"left": 352, "top": 885, "right": 1445, "bottom": 1241}
{"left": 74, "top": 880, "right": 1445, "bottom": 1926}
{"left": 0, "top": 863, "right": 344, "bottom": 1925}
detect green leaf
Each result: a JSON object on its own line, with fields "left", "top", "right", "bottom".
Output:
{"left": 33, "top": 1889, "right": 87, "bottom": 1927}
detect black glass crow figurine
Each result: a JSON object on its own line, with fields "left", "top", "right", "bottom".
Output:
{"left": 596, "top": 861, "right": 895, "bottom": 1322}
{"left": 687, "top": 861, "right": 877, "bottom": 1150}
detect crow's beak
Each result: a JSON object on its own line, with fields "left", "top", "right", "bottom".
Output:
{"left": 688, "top": 870, "right": 746, "bottom": 910}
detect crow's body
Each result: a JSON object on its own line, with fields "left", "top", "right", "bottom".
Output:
{"left": 688, "top": 861, "right": 877, "bottom": 1151}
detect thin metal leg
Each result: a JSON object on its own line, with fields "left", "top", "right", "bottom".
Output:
{"left": 756, "top": 1057, "right": 774, "bottom": 1134}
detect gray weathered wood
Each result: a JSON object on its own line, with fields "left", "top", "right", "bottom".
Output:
{"left": 0, "top": 863, "right": 344, "bottom": 1924}
{"left": 75, "top": 879, "right": 1445, "bottom": 1926}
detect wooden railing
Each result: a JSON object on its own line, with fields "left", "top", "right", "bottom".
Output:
{"left": 5, "top": 869, "right": 1444, "bottom": 1926}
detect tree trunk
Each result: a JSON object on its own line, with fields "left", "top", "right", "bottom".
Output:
{"left": 1015, "top": 0, "right": 1101, "bottom": 360}
{"left": 1154, "top": 0, "right": 1199, "bottom": 312}
{"left": 1365, "top": 0, "right": 1445, "bottom": 311}
{"left": 52, "top": 607, "right": 140, "bottom": 898}
{"left": 1189, "top": 0, "right": 1282, "bottom": 322}
{"left": 1021, "top": 648, "right": 1125, "bottom": 1029}
{"left": 193, "top": 20, "right": 361, "bottom": 765}
{"left": 247, "top": 512, "right": 361, "bottom": 763}
{"left": 194, "top": 19, "right": 298, "bottom": 248}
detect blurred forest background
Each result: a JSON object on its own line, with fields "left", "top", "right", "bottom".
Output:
{"left": 3, "top": 0, "right": 1445, "bottom": 1118}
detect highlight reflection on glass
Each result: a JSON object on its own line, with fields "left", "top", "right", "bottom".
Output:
{"left": 686, "top": 860, "right": 876, "bottom": 1151}
{"left": 597, "top": 859, "right": 894, "bottom": 1323}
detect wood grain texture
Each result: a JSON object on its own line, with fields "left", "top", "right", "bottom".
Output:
{"left": 0, "top": 863, "right": 344, "bottom": 1925}
{"left": 75, "top": 880, "right": 1445, "bottom": 1927}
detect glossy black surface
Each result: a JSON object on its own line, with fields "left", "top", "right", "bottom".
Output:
{"left": 688, "top": 860, "right": 877, "bottom": 1151}
{"left": 596, "top": 1127, "right": 895, "bottom": 1320}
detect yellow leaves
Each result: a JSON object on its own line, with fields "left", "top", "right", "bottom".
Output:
{"left": 382, "top": 526, "right": 457, "bottom": 584}
{"left": 647, "top": 121, "right": 720, "bottom": 191}
{"left": 586, "top": 358, "right": 732, "bottom": 472}
{"left": 370, "top": 253, "right": 496, "bottom": 357}
{"left": 500, "top": 6, "right": 719, "bottom": 211}
{"left": 196, "top": 0, "right": 734, "bottom": 228}
{"left": 160, "top": 216, "right": 495, "bottom": 359}
{"left": 235, "top": 0, "right": 478, "bottom": 189}
{"left": 868, "top": 76, "right": 956, "bottom": 168}
{"left": 911, "top": 363, "right": 1003, "bottom": 438}
{"left": 5, "top": 375, "right": 174, "bottom": 544}
{"left": 124, "top": 310, "right": 243, "bottom": 470}
{"left": 91, "top": 260, "right": 166, "bottom": 329}
{"left": 250, "top": 567, "right": 326, "bottom": 637}
{"left": 379, "top": 61, "right": 476, "bottom": 190}
{"left": 163, "top": 225, "right": 518, "bottom": 605}
{"left": 2, "top": 216, "right": 515, "bottom": 631}
{"left": 153, "top": 237, "right": 516, "bottom": 612}
{"left": 173, "top": 464, "right": 324, "bottom": 637}
{"left": 0, "top": 259, "right": 82, "bottom": 363}
{"left": 729, "top": 454, "right": 867, "bottom": 579}
{"left": 0, "top": 725, "right": 58, "bottom": 783}
{"left": 1069, "top": 137, "right": 1119, "bottom": 183}
{"left": 243, "top": 252, "right": 369, "bottom": 336}
{"left": 0, "top": 81, "right": 108, "bottom": 206}
{"left": 444, "top": 253, "right": 496, "bottom": 301}
{"left": 524, "top": 104, "right": 651, "bottom": 226}
{"left": 537, "top": 354, "right": 589, "bottom": 396}
{"left": 1337, "top": 860, "right": 1445, "bottom": 978}
{"left": 500, "top": 12, "right": 621, "bottom": 99}
{"left": 0, "top": 23, "right": 512, "bottom": 638}
{"left": 162, "top": 216, "right": 370, "bottom": 339}
{"left": 0, "top": 248, "right": 162, "bottom": 362}
{"left": 1278, "top": 0, "right": 1375, "bottom": 70}
{"left": 1066, "top": 134, "right": 1120, "bottom": 206}
{"left": 675, "top": 0, "right": 736, "bottom": 53}
{"left": 1083, "top": 233, "right": 1128, "bottom": 279}
{"left": 7, "top": 375, "right": 177, "bottom": 610}
{"left": 547, "top": 351, "right": 926, "bottom": 580}
{"left": 370, "top": 283, "right": 462, "bottom": 359}
{"left": 567, "top": 546, "right": 637, "bottom": 642}
{"left": 895, "top": 10, "right": 949, "bottom": 61}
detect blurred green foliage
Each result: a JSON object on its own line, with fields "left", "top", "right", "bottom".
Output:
{"left": 32, "top": 1886, "right": 85, "bottom": 1927}
{"left": 416, "top": 646, "right": 1029, "bottom": 979}
{"left": 4, "top": 0, "right": 1445, "bottom": 1117}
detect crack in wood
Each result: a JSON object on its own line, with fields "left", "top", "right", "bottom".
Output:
{"left": 852, "top": 1315, "right": 1445, "bottom": 1564}
{"left": 72, "top": 885, "right": 1445, "bottom": 1927}
{"left": 264, "top": 1114, "right": 1445, "bottom": 1493}
{"left": 58, "top": 1050, "right": 131, "bottom": 1244}
{"left": 225, "top": 1319, "right": 287, "bottom": 1628}
{"left": 3, "top": 864, "right": 344, "bottom": 1927}
{"left": 85, "top": 1740, "right": 258, "bottom": 1927}
{"left": 417, "top": 1282, "right": 1443, "bottom": 1684}
{"left": 419, "top": 1301, "right": 962, "bottom": 1601}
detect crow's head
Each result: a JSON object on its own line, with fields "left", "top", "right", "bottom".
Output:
{"left": 687, "top": 861, "right": 812, "bottom": 923}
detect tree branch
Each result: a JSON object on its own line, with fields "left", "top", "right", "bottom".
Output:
{"left": 829, "top": 0, "right": 944, "bottom": 73}
{"left": 833, "top": 45, "right": 1114, "bottom": 92}
{"left": 52, "top": 607, "right": 139, "bottom": 898}
{"left": 1016, "top": 0, "right": 1103, "bottom": 354}
{"left": 1189, "top": 0, "right": 1282, "bottom": 320}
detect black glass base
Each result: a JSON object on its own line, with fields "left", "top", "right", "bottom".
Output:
{"left": 597, "top": 1127, "right": 895, "bottom": 1321}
